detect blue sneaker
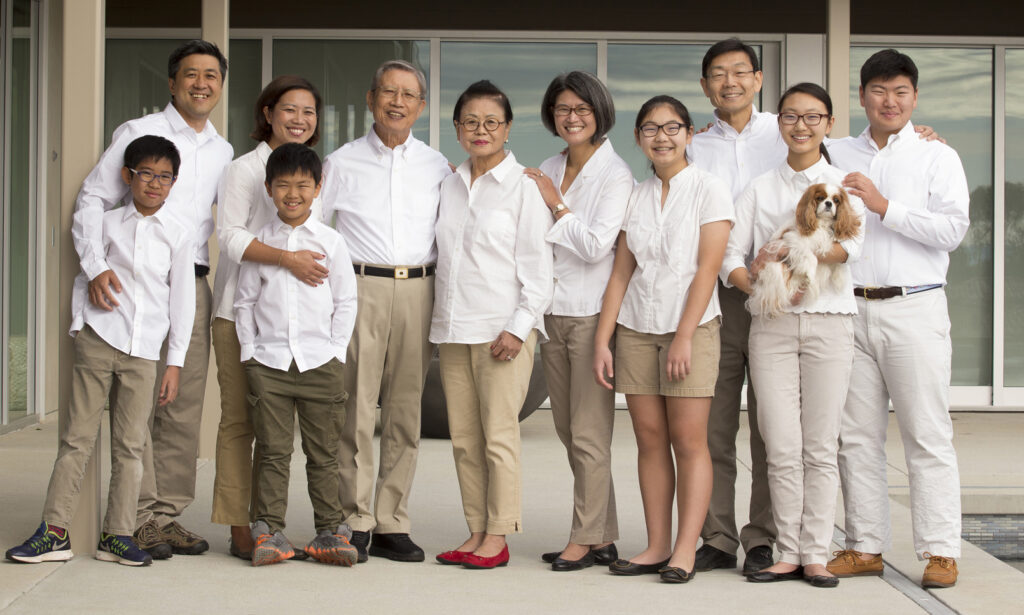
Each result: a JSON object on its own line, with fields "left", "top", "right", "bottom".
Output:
{"left": 6, "top": 522, "right": 74, "bottom": 564}
{"left": 96, "top": 533, "right": 152, "bottom": 566}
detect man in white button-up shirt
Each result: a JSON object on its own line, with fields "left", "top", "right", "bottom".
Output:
{"left": 826, "top": 50, "right": 969, "bottom": 589}
{"left": 72, "top": 40, "right": 233, "bottom": 558}
{"left": 320, "top": 60, "right": 451, "bottom": 563}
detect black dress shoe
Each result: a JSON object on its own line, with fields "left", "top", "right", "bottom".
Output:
{"left": 369, "top": 533, "right": 425, "bottom": 562}
{"left": 541, "top": 550, "right": 560, "bottom": 564}
{"left": 805, "top": 574, "right": 840, "bottom": 588}
{"left": 742, "top": 545, "right": 774, "bottom": 576}
{"left": 350, "top": 530, "right": 370, "bottom": 563}
{"left": 694, "top": 544, "right": 737, "bottom": 572}
{"left": 590, "top": 543, "right": 618, "bottom": 565}
{"left": 609, "top": 558, "right": 670, "bottom": 576}
{"left": 551, "top": 551, "right": 595, "bottom": 572}
{"left": 659, "top": 565, "right": 696, "bottom": 584}
{"left": 746, "top": 566, "right": 804, "bottom": 583}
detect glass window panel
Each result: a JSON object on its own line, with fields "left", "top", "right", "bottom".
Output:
{"left": 607, "top": 43, "right": 762, "bottom": 179}
{"left": 849, "top": 47, "right": 994, "bottom": 386}
{"left": 1006, "top": 49, "right": 1024, "bottom": 386}
{"left": 225, "top": 39, "right": 263, "bottom": 155}
{"left": 105, "top": 39, "right": 187, "bottom": 146}
{"left": 273, "top": 40, "right": 430, "bottom": 158}
{"left": 439, "top": 42, "right": 596, "bottom": 167}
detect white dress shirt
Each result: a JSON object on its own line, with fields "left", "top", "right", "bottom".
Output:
{"left": 828, "top": 121, "right": 970, "bottom": 287}
{"left": 234, "top": 216, "right": 358, "bottom": 373}
{"left": 618, "top": 165, "right": 734, "bottom": 335}
{"left": 211, "top": 141, "right": 324, "bottom": 322}
{"left": 73, "top": 102, "right": 233, "bottom": 276}
{"left": 688, "top": 106, "right": 788, "bottom": 201}
{"left": 429, "top": 152, "right": 554, "bottom": 344}
{"left": 722, "top": 157, "right": 866, "bottom": 315}
{"left": 540, "top": 140, "right": 634, "bottom": 317}
{"left": 320, "top": 128, "right": 451, "bottom": 266}
{"left": 70, "top": 203, "right": 196, "bottom": 366}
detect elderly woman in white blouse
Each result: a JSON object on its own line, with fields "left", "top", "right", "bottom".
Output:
{"left": 430, "top": 80, "right": 553, "bottom": 570}
{"left": 522, "top": 71, "right": 634, "bottom": 572}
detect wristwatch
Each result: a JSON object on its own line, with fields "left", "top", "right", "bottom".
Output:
{"left": 553, "top": 203, "right": 567, "bottom": 215}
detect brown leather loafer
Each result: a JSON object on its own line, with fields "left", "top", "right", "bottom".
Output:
{"left": 922, "top": 553, "right": 958, "bottom": 588}
{"left": 826, "top": 549, "right": 883, "bottom": 577}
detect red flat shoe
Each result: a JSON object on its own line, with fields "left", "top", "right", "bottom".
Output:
{"left": 461, "top": 545, "right": 509, "bottom": 569}
{"left": 436, "top": 550, "right": 470, "bottom": 565}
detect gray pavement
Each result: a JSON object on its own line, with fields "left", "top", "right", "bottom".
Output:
{"left": 1, "top": 410, "right": 1022, "bottom": 614}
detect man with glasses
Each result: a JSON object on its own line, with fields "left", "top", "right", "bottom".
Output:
{"left": 320, "top": 59, "right": 451, "bottom": 563}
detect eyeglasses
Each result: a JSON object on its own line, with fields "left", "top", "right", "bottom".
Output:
{"left": 375, "top": 86, "right": 423, "bottom": 103}
{"left": 128, "top": 168, "right": 176, "bottom": 186}
{"left": 638, "top": 121, "right": 688, "bottom": 137}
{"left": 706, "top": 69, "right": 756, "bottom": 83}
{"left": 458, "top": 118, "right": 507, "bottom": 132}
{"left": 552, "top": 104, "right": 594, "bottom": 117}
{"left": 778, "top": 112, "right": 830, "bottom": 126}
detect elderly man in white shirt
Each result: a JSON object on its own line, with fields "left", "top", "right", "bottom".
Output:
{"left": 826, "top": 49, "right": 970, "bottom": 589}
{"left": 72, "top": 40, "right": 233, "bottom": 558}
{"left": 320, "top": 60, "right": 451, "bottom": 563}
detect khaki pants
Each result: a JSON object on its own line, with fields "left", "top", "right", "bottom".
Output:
{"left": 440, "top": 331, "right": 537, "bottom": 535}
{"left": 137, "top": 276, "right": 212, "bottom": 528}
{"left": 541, "top": 314, "right": 617, "bottom": 545}
{"left": 702, "top": 283, "right": 775, "bottom": 554}
{"left": 43, "top": 326, "right": 156, "bottom": 536}
{"left": 210, "top": 318, "right": 257, "bottom": 526}
{"left": 338, "top": 272, "right": 433, "bottom": 533}
{"left": 749, "top": 312, "right": 853, "bottom": 566}
{"left": 246, "top": 359, "right": 347, "bottom": 533}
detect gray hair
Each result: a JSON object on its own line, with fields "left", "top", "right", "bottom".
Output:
{"left": 370, "top": 60, "right": 427, "bottom": 99}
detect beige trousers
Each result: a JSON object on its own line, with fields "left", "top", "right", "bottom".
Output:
{"left": 440, "top": 331, "right": 537, "bottom": 535}
{"left": 702, "top": 283, "right": 775, "bottom": 554}
{"left": 541, "top": 314, "right": 618, "bottom": 545}
{"left": 749, "top": 311, "right": 854, "bottom": 566}
{"left": 210, "top": 318, "right": 257, "bottom": 526}
{"left": 137, "top": 276, "right": 212, "bottom": 528}
{"left": 338, "top": 273, "right": 434, "bottom": 533}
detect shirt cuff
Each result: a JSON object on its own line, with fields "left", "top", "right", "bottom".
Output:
{"left": 881, "top": 199, "right": 907, "bottom": 231}
{"left": 334, "top": 344, "right": 348, "bottom": 363}
{"left": 166, "top": 350, "right": 187, "bottom": 367}
{"left": 720, "top": 257, "right": 745, "bottom": 287}
{"left": 504, "top": 310, "right": 536, "bottom": 342}
{"left": 82, "top": 258, "right": 111, "bottom": 281}
{"left": 543, "top": 212, "right": 574, "bottom": 241}
{"left": 239, "top": 343, "right": 254, "bottom": 362}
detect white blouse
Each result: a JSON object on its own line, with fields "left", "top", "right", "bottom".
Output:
{"left": 617, "top": 165, "right": 734, "bottom": 335}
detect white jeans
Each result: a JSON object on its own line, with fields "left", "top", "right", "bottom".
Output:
{"left": 838, "top": 289, "right": 962, "bottom": 559}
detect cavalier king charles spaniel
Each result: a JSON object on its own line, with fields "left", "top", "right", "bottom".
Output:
{"left": 747, "top": 182, "right": 861, "bottom": 318}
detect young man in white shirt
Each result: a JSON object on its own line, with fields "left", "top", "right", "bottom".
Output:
{"left": 235, "top": 143, "right": 359, "bottom": 567}
{"left": 826, "top": 49, "right": 969, "bottom": 589}
{"left": 6, "top": 136, "right": 195, "bottom": 567}
{"left": 320, "top": 60, "right": 451, "bottom": 563}
{"left": 73, "top": 40, "right": 234, "bottom": 558}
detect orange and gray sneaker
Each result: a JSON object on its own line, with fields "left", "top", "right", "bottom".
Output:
{"left": 922, "top": 553, "right": 958, "bottom": 588}
{"left": 305, "top": 526, "right": 358, "bottom": 566}
{"left": 250, "top": 521, "right": 295, "bottom": 567}
{"left": 826, "top": 550, "right": 884, "bottom": 577}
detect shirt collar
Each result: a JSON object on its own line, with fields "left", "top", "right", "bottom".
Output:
{"left": 455, "top": 150, "right": 517, "bottom": 186}
{"left": 122, "top": 199, "right": 172, "bottom": 224}
{"left": 270, "top": 212, "right": 318, "bottom": 235}
{"left": 578, "top": 139, "right": 614, "bottom": 179}
{"left": 711, "top": 105, "right": 765, "bottom": 138}
{"left": 163, "top": 102, "right": 218, "bottom": 141}
{"left": 859, "top": 120, "right": 916, "bottom": 152}
{"left": 779, "top": 155, "right": 832, "bottom": 191}
{"left": 256, "top": 140, "right": 273, "bottom": 165}
{"left": 667, "top": 163, "right": 696, "bottom": 187}
{"left": 367, "top": 125, "right": 414, "bottom": 159}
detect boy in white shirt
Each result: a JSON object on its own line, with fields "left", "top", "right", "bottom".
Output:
{"left": 234, "top": 143, "right": 359, "bottom": 566}
{"left": 6, "top": 135, "right": 195, "bottom": 567}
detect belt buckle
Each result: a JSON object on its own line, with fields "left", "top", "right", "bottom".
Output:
{"left": 394, "top": 267, "right": 409, "bottom": 279}
{"left": 862, "top": 286, "right": 880, "bottom": 301}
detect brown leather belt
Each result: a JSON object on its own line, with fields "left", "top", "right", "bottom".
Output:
{"left": 353, "top": 264, "right": 435, "bottom": 279}
{"left": 854, "top": 284, "right": 943, "bottom": 300}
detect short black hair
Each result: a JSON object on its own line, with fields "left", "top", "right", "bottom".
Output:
{"left": 123, "top": 135, "right": 181, "bottom": 176}
{"left": 168, "top": 39, "right": 228, "bottom": 81}
{"left": 702, "top": 38, "right": 760, "bottom": 78}
{"left": 453, "top": 80, "right": 513, "bottom": 125}
{"left": 860, "top": 49, "right": 919, "bottom": 89}
{"left": 265, "top": 142, "right": 322, "bottom": 185}
{"left": 540, "top": 71, "right": 615, "bottom": 144}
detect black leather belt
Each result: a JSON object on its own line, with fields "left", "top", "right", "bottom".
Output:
{"left": 195, "top": 264, "right": 210, "bottom": 278}
{"left": 854, "top": 284, "right": 942, "bottom": 300}
{"left": 353, "top": 264, "right": 435, "bottom": 279}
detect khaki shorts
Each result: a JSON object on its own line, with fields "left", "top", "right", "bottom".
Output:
{"left": 614, "top": 318, "right": 721, "bottom": 397}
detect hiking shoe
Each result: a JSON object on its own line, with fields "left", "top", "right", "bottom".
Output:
{"left": 306, "top": 528, "right": 358, "bottom": 566}
{"left": 95, "top": 533, "right": 152, "bottom": 566}
{"left": 350, "top": 530, "right": 370, "bottom": 563}
{"left": 159, "top": 521, "right": 209, "bottom": 555}
{"left": 826, "top": 549, "right": 883, "bottom": 577}
{"left": 134, "top": 520, "right": 172, "bottom": 560}
{"left": 250, "top": 521, "right": 294, "bottom": 567}
{"left": 370, "top": 532, "right": 425, "bottom": 562}
{"left": 5, "top": 522, "right": 73, "bottom": 564}
{"left": 922, "top": 553, "right": 958, "bottom": 588}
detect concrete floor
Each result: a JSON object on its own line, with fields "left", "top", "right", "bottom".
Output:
{"left": 1, "top": 410, "right": 1022, "bottom": 614}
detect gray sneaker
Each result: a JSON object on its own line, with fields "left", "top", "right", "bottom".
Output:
{"left": 305, "top": 527, "right": 358, "bottom": 566}
{"left": 250, "top": 521, "right": 294, "bottom": 567}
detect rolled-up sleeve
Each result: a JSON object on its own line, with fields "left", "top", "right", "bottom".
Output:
{"left": 544, "top": 168, "right": 632, "bottom": 264}
{"left": 217, "top": 160, "right": 259, "bottom": 265}
{"left": 506, "top": 179, "right": 554, "bottom": 340}
{"left": 721, "top": 184, "right": 755, "bottom": 286}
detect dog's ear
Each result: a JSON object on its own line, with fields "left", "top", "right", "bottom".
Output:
{"left": 796, "top": 185, "right": 822, "bottom": 235}
{"left": 832, "top": 188, "right": 861, "bottom": 240}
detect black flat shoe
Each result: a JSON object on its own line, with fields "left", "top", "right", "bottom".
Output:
{"left": 659, "top": 565, "right": 696, "bottom": 584}
{"left": 590, "top": 543, "right": 618, "bottom": 565}
{"left": 746, "top": 566, "right": 804, "bottom": 583}
{"left": 805, "top": 574, "right": 840, "bottom": 588}
{"left": 551, "top": 551, "right": 595, "bottom": 571}
{"left": 609, "top": 558, "right": 670, "bottom": 576}
{"left": 694, "top": 544, "right": 737, "bottom": 572}
{"left": 541, "top": 550, "right": 560, "bottom": 564}
{"left": 742, "top": 545, "right": 774, "bottom": 576}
